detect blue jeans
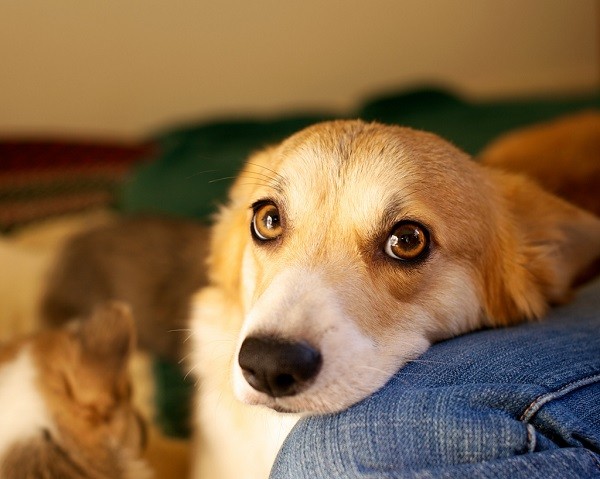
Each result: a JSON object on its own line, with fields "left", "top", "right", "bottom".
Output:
{"left": 270, "top": 278, "right": 600, "bottom": 478}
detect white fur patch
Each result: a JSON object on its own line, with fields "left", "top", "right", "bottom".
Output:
{"left": 0, "top": 347, "right": 54, "bottom": 460}
{"left": 190, "top": 287, "right": 299, "bottom": 479}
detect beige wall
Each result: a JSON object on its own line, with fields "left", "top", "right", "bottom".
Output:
{"left": 0, "top": 0, "right": 598, "bottom": 140}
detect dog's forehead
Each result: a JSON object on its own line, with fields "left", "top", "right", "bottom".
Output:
{"left": 272, "top": 121, "right": 479, "bottom": 228}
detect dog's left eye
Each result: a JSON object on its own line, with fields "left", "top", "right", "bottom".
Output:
{"left": 385, "top": 221, "right": 429, "bottom": 261}
{"left": 251, "top": 202, "right": 282, "bottom": 241}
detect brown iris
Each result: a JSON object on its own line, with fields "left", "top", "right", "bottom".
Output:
{"left": 385, "top": 221, "right": 429, "bottom": 261}
{"left": 251, "top": 202, "right": 282, "bottom": 241}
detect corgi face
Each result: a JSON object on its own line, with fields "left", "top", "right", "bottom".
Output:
{"left": 0, "top": 302, "right": 150, "bottom": 479}
{"left": 205, "top": 120, "right": 600, "bottom": 414}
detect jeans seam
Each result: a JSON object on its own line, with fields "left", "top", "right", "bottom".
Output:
{"left": 519, "top": 372, "right": 600, "bottom": 423}
{"left": 585, "top": 449, "right": 600, "bottom": 472}
{"left": 525, "top": 423, "right": 537, "bottom": 453}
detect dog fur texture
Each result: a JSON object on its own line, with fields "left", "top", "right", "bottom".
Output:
{"left": 190, "top": 115, "right": 600, "bottom": 478}
{"left": 479, "top": 110, "right": 600, "bottom": 217}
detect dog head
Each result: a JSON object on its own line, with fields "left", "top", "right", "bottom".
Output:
{"left": 0, "top": 302, "right": 150, "bottom": 479}
{"left": 206, "top": 120, "right": 600, "bottom": 414}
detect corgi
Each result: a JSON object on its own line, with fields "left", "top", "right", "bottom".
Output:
{"left": 190, "top": 115, "right": 600, "bottom": 479}
{"left": 0, "top": 302, "right": 151, "bottom": 479}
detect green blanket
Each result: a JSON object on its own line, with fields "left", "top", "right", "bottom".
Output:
{"left": 119, "top": 87, "right": 600, "bottom": 437}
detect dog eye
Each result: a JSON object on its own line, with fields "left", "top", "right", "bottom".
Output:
{"left": 385, "top": 221, "right": 429, "bottom": 261}
{"left": 251, "top": 202, "right": 282, "bottom": 241}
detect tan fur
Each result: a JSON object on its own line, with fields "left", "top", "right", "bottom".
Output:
{"left": 0, "top": 303, "right": 151, "bottom": 479}
{"left": 479, "top": 110, "right": 600, "bottom": 216}
{"left": 479, "top": 110, "right": 600, "bottom": 286}
{"left": 191, "top": 118, "right": 600, "bottom": 479}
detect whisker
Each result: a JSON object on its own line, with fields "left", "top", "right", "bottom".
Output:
{"left": 208, "top": 176, "right": 239, "bottom": 184}
{"left": 239, "top": 173, "right": 283, "bottom": 191}
{"left": 185, "top": 169, "right": 218, "bottom": 180}
{"left": 194, "top": 339, "right": 236, "bottom": 347}
{"left": 237, "top": 182, "right": 280, "bottom": 189}
{"left": 246, "top": 162, "right": 286, "bottom": 183}
{"left": 177, "top": 353, "right": 191, "bottom": 365}
{"left": 240, "top": 174, "right": 281, "bottom": 186}
{"left": 356, "top": 365, "right": 391, "bottom": 376}
{"left": 240, "top": 169, "right": 280, "bottom": 183}
{"left": 184, "top": 365, "right": 197, "bottom": 381}
{"left": 208, "top": 173, "right": 281, "bottom": 192}
{"left": 404, "top": 358, "right": 447, "bottom": 365}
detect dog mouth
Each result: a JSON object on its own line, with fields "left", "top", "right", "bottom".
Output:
{"left": 269, "top": 403, "right": 300, "bottom": 414}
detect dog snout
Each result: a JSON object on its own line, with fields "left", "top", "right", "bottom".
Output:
{"left": 238, "top": 336, "right": 322, "bottom": 398}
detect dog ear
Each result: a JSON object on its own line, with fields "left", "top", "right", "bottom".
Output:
{"left": 481, "top": 171, "right": 600, "bottom": 325}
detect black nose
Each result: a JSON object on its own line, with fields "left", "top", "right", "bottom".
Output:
{"left": 238, "top": 336, "right": 322, "bottom": 398}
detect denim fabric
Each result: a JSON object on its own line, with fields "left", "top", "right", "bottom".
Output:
{"left": 270, "top": 277, "right": 600, "bottom": 478}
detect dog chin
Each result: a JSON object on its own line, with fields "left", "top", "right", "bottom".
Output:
{"left": 232, "top": 369, "right": 392, "bottom": 415}
{"left": 233, "top": 375, "right": 352, "bottom": 415}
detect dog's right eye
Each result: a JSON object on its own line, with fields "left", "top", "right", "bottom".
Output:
{"left": 251, "top": 202, "right": 282, "bottom": 241}
{"left": 385, "top": 221, "right": 429, "bottom": 262}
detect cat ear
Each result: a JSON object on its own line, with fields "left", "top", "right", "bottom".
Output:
{"left": 65, "top": 301, "right": 136, "bottom": 418}
{"left": 482, "top": 172, "right": 600, "bottom": 325}
{"left": 77, "top": 301, "right": 135, "bottom": 371}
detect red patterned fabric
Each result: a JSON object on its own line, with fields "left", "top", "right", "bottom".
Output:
{"left": 0, "top": 139, "right": 154, "bottom": 231}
